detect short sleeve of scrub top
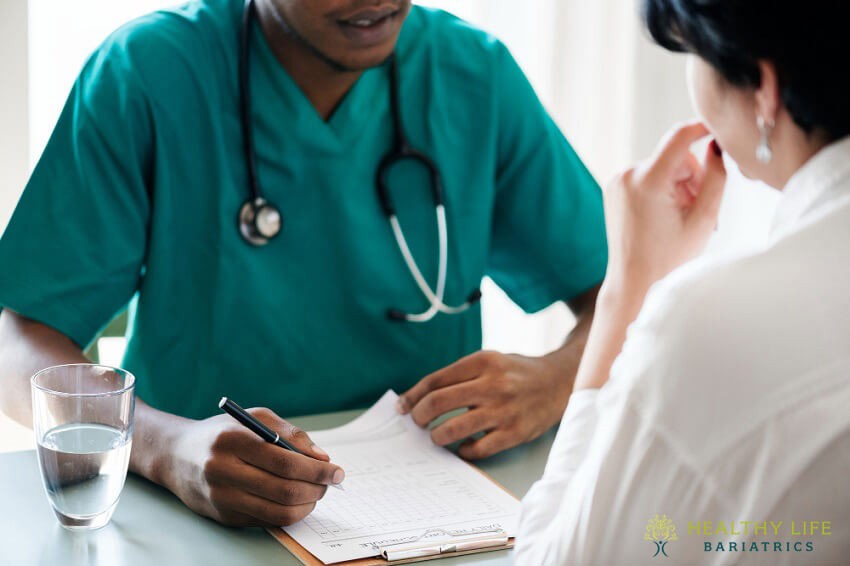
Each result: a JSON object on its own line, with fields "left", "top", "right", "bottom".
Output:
{"left": 487, "top": 43, "right": 607, "bottom": 312}
{"left": 0, "top": 4, "right": 608, "bottom": 419}
{"left": 0, "top": 38, "right": 151, "bottom": 348}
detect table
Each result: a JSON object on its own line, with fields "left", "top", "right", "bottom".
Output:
{"left": 0, "top": 408, "right": 556, "bottom": 565}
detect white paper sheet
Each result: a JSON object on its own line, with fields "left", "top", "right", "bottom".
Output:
{"left": 281, "top": 391, "right": 520, "bottom": 564}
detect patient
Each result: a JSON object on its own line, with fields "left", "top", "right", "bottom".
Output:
{"left": 516, "top": 0, "right": 850, "bottom": 564}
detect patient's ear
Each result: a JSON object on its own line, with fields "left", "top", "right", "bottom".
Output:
{"left": 754, "top": 60, "right": 780, "bottom": 124}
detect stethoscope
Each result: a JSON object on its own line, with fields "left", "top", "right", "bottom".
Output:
{"left": 236, "top": 0, "right": 481, "bottom": 322}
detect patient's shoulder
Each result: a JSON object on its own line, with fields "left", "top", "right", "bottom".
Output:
{"left": 610, "top": 233, "right": 850, "bottom": 458}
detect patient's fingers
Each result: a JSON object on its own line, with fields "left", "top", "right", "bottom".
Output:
{"left": 673, "top": 151, "right": 704, "bottom": 206}
{"left": 672, "top": 151, "right": 700, "bottom": 184}
{"left": 689, "top": 140, "right": 727, "bottom": 225}
{"left": 648, "top": 122, "right": 711, "bottom": 178}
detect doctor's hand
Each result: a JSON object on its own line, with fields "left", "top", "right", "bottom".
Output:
{"left": 397, "top": 350, "right": 573, "bottom": 459}
{"left": 161, "top": 409, "right": 344, "bottom": 527}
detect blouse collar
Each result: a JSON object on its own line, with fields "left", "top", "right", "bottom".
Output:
{"left": 770, "top": 136, "right": 850, "bottom": 241}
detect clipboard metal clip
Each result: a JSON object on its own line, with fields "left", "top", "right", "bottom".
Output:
{"left": 379, "top": 528, "right": 509, "bottom": 562}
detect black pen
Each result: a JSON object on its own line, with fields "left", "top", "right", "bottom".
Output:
{"left": 219, "top": 397, "right": 344, "bottom": 490}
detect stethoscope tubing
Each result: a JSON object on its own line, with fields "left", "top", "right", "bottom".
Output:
{"left": 388, "top": 205, "right": 475, "bottom": 322}
{"left": 237, "top": 0, "right": 480, "bottom": 321}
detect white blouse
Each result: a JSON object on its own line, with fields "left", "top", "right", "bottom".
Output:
{"left": 516, "top": 137, "right": 850, "bottom": 565}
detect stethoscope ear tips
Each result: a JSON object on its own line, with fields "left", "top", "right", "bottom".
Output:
{"left": 386, "top": 309, "right": 408, "bottom": 322}
{"left": 467, "top": 289, "right": 483, "bottom": 304}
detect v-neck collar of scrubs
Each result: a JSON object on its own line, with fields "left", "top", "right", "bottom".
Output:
{"left": 251, "top": 19, "right": 387, "bottom": 152}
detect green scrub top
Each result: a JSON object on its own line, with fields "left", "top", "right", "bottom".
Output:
{"left": 0, "top": 0, "right": 607, "bottom": 419}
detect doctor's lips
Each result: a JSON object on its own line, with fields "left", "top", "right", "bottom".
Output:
{"left": 336, "top": 5, "right": 401, "bottom": 45}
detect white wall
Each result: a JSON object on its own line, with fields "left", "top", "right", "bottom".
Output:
{"left": 0, "top": 1, "right": 33, "bottom": 451}
{"left": 28, "top": 0, "right": 178, "bottom": 166}
{"left": 0, "top": 0, "right": 29, "bottom": 234}
{"left": 2, "top": 0, "right": 173, "bottom": 234}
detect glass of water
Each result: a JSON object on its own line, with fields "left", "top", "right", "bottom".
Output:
{"left": 31, "top": 364, "right": 135, "bottom": 531}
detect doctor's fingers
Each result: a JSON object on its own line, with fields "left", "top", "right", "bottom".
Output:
{"left": 409, "top": 380, "right": 488, "bottom": 428}
{"left": 208, "top": 485, "right": 316, "bottom": 527}
{"left": 247, "top": 408, "right": 331, "bottom": 462}
{"left": 429, "top": 408, "right": 497, "bottom": 447}
{"left": 234, "top": 440, "right": 344, "bottom": 487}
{"left": 458, "top": 430, "right": 517, "bottom": 461}
{"left": 398, "top": 350, "right": 500, "bottom": 414}
{"left": 207, "top": 458, "right": 328, "bottom": 506}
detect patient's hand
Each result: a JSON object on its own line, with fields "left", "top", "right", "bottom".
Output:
{"left": 397, "top": 350, "right": 572, "bottom": 459}
{"left": 604, "top": 121, "right": 727, "bottom": 297}
{"left": 568, "top": 122, "right": 727, "bottom": 392}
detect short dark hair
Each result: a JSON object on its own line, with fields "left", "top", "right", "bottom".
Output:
{"left": 642, "top": 0, "right": 850, "bottom": 141}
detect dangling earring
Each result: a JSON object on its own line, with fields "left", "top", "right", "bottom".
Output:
{"left": 756, "top": 116, "right": 774, "bottom": 164}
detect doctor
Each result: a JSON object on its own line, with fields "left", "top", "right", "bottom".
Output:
{"left": 0, "top": 0, "right": 606, "bottom": 527}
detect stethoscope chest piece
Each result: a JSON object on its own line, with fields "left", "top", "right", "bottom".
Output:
{"left": 239, "top": 198, "right": 282, "bottom": 246}
{"left": 236, "top": 0, "right": 479, "bottom": 318}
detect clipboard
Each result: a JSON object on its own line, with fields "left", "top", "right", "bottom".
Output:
{"left": 266, "top": 467, "right": 517, "bottom": 565}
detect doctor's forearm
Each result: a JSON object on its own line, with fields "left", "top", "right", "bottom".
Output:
{"left": 543, "top": 285, "right": 599, "bottom": 384}
{"left": 0, "top": 309, "right": 186, "bottom": 489}
{"left": 572, "top": 281, "right": 648, "bottom": 391}
{"left": 531, "top": 285, "right": 598, "bottom": 417}
{"left": 128, "top": 400, "right": 193, "bottom": 489}
{"left": 542, "top": 309, "right": 592, "bottom": 385}
{"left": 0, "top": 309, "right": 90, "bottom": 427}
